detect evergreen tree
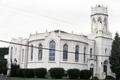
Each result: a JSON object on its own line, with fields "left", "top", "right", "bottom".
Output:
{"left": 109, "top": 32, "right": 120, "bottom": 79}
{"left": 0, "top": 47, "right": 8, "bottom": 74}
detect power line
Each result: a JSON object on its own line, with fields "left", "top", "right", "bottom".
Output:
{"left": 0, "top": 39, "right": 110, "bottom": 58}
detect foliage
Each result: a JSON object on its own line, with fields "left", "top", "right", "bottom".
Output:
{"left": 16, "top": 69, "right": 23, "bottom": 77}
{"left": 0, "top": 47, "right": 8, "bottom": 60}
{"left": 109, "top": 32, "right": 120, "bottom": 79}
{"left": 105, "top": 75, "right": 115, "bottom": 80}
{"left": 80, "top": 69, "right": 92, "bottom": 79}
{"left": 0, "top": 59, "right": 7, "bottom": 74}
{"left": 67, "top": 68, "right": 80, "bottom": 79}
{"left": 49, "top": 68, "right": 65, "bottom": 79}
{"left": 22, "top": 69, "right": 34, "bottom": 78}
{"left": 0, "top": 47, "right": 8, "bottom": 75}
{"left": 10, "top": 64, "right": 19, "bottom": 77}
{"left": 34, "top": 68, "right": 47, "bottom": 78}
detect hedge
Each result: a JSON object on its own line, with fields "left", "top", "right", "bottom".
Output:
{"left": 10, "top": 64, "right": 19, "bottom": 77}
{"left": 67, "top": 68, "right": 80, "bottom": 79}
{"left": 80, "top": 69, "right": 92, "bottom": 79}
{"left": 23, "top": 69, "right": 34, "bottom": 78}
{"left": 34, "top": 68, "right": 47, "bottom": 78}
{"left": 49, "top": 68, "right": 65, "bottom": 79}
{"left": 11, "top": 67, "right": 47, "bottom": 78}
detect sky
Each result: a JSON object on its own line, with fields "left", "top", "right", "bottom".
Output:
{"left": 0, "top": 0, "right": 120, "bottom": 47}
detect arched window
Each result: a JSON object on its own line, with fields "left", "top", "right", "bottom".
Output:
{"left": 49, "top": 40, "right": 56, "bottom": 61}
{"left": 98, "top": 17, "right": 102, "bottom": 23}
{"left": 90, "top": 48, "right": 92, "bottom": 58}
{"left": 103, "top": 60, "right": 108, "bottom": 75}
{"left": 75, "top": 45, "right": 79, "bottom": 62}
{"left": 38, "top": 44, "right": 42, "bottom": 60}
{"left": 84, "top": 47, "right": 86, "bottom": 63}
{"left": 90, "top": 64, "right": 94, "bottom": 76}
{"left": 63, "top": 44, "right": 68, "bottom": 61}
{"left": 31, "top": 45, "right": 33, "bottom": 61}
{"left": 104, "top": 17, "right": 107, "bottom": 26}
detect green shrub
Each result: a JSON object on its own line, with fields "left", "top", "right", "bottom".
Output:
{"left": 2, "top": 68, "right": 7, "bottom": 75}
{"left": 80, "top": 69, "right": 92, "bottom": 79}
{"left": 34, "top": 68, "right": 47, "bottom": 78}
{"left": 10, "top": 64, "right": 19, "bottom": 77}
{"left": 0, "top": 59, "right": 7, "bottom": 74}
{"left": 16, "top": 69, "right": 24, "bottom": 77}
{"left": 105, "top": 75, "right": 115, "bottom": 80}
{"left": 23, "top": 69, "right": 34, "bottom": 78}
{"left": 49, "top": 68, "right": 65, "bottom": 79}
{"left": 67, "top": 68, "right": 80, "bottom": 79}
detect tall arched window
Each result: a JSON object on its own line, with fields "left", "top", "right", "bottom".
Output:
{"left": 63, "top": 44, "right": 68, "bottom": 61}
{"left": 75, "top": 45, "right": 79, "bottom": 62}
{"left": 38, "top": 44, "right": 42, "bottom": 60}
{"left": 103, "top": 60, "right": 108, "bottom": 75}
{"left": 104, "top": 17, "right": 107, "bottom": 26}
{"left": 90, "top": 64, "right": 94, "bottom": 76}
{"left": 98, "top": 17, "right": 102, "bottom": 23}
{"left": 49, "top": 40, "right": 56, "bottom": 61}
{"left": 84, "top": 47, "right": 86, "bottom": 63}
{"left": 90, "top": 48, "right": 92, "bottom": 58}
{"left": 31, "top": 45, "right": 33, "bottom": 61}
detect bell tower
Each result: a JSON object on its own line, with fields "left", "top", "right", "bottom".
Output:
{"left": 89, "top": 5, "right": 113, "bottom": 79}
{"left": 91, "top": 5, "right": 110, "bottom": 34}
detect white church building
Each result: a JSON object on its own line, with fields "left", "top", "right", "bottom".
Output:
{"left": 7, "top": 5, "right": 114, "bottom": 79}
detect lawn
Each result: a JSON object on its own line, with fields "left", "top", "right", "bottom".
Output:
{"left": 5, "top": 77, "right": 81, "bottom": 80}
{"left": 6, "top": 77, "right": 63, "bottom": 80}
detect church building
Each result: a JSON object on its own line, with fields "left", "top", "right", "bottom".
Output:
{"left": 7, "top": 5, "right": 114, "bottom": 79}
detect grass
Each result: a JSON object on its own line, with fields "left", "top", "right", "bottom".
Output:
{"left": 5, "top": 77, "right": 81, "bottom": 80}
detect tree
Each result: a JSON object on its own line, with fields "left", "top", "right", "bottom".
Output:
{"left": 0, "top": 47, "right": 8, "bottom": 75}
{"left": 0, "top": 47, "right": 8, "bottom": 60}
{"left": 109, "top": 32, "right": 120, "bottom": 79}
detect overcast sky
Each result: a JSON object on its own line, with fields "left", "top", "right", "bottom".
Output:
{"left": 0, "top": 0, "right": 120, "bottom": 47}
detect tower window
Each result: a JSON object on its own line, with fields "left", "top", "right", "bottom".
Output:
{"left": 63, "top": 44, "right": 68, "bottom": 61}
{"left": 90, "top": 64, "right": 94, "bottom": 76}
{"left": 49, "top": 40, "right": 56, "bottom": 61}
{"left": 104, "top": 18, "right": 107, "bottom": 26}
{"left": 98, "top": 17, "right": 102, "bottom": 23}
